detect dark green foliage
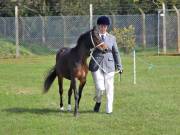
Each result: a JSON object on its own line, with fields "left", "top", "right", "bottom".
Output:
{"left": 1, "top": 0, "right": 180, "bottom": 17}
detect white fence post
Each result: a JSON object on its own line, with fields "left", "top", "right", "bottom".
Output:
{"left": 40, "top": 16, "right": 46, "bottom": 44}
{"left": 15, "top": 5, "right": 20, "bottom": 58}
{"left": 90, "top": 4, "right": 93, "bottom": 29}
{"left": 63, "top": 16, "right": 66, "bottom": 47}
{"left": 157, "top": 10, "right": 161, "bottom": 55}
{"left": 162, "top": 2, "right": 167, "bottom": 54}
{"left": 173, "top": 6, "right": 180, "bottom": 53}
{"left": 138, "top": 8, "right": 146, "bottom": 49}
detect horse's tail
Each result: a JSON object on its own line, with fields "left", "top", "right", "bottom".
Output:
{"left": 43, "top": 66, "right": 56, "bottom": 93}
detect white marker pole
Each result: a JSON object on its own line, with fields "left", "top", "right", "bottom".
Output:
{"left": 133, "top": 49, "right": 136, "bottom": 84}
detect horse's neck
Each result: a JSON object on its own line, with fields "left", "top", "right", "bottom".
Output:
{"left": 72, "top": 44, "right": 89, "bottom": 63}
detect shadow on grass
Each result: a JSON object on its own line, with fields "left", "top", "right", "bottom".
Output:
{"left": 2, "top": 107, "right": 96, "bottom": 115}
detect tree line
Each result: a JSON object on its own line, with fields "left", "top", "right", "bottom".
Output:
{"left": 0, "top": 0, "right": 180, "bottom": 17}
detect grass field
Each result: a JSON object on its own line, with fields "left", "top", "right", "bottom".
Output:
{"left": 0, "top": 55, "right": 180, "bottom": 135}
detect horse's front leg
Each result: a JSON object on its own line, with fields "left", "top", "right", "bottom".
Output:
{"left": 58, "top": 76, "right": 64, "bottom": 111}
{"left": 78, "top": 78, "right": 86, "bottom": 107}
{"left": 71, "top": 77, "right": 79, "bottom": 116}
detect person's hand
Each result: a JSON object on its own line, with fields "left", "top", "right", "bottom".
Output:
{"left": 117, "top": 66, "right": 123, "bottom": 75}
{"left": 118, "top": 69, "right": 123, "bottom": 82}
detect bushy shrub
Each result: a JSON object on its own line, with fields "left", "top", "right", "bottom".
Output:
{"left": 0, "top": 40, "right": 33, "bottom": 58}
{"left": 110, "top": 25, "right": 135, "bottom": 54}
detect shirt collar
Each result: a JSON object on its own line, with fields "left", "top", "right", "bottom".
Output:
{"left": 99, "top": 32, "right": 107, "bottom": 37}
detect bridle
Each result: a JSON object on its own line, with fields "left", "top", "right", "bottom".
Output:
{"left": 89, "top": 31, "right": 121, "bottom": 75}
{"left": 90, "top": 31, "right": 106, "bottom": 73}
{"left": 90, "top": 31, "right": 105, "bottom": 50}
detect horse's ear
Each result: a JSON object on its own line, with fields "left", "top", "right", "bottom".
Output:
{"left": 92, "top": 26, "right": 98, "bottom": 34}
{"left": 92, "top": 26, "right": 101, "bottom": 40}
{"left": 93, "top": 26, "right": 96, "bottom": 31}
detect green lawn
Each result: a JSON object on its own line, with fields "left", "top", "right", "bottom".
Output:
{"left": 0, "top": 55, "right": 180, "bottom": 135}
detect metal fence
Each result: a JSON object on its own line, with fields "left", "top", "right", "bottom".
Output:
{"left": 0, "top": 13, "right": 180, "bottom": 55}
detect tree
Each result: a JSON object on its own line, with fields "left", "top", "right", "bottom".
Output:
{"left": 0, "top": 0, "right": 15, "bottom": 16}
{"left": 1, "top": 0, "right": 180, "bottom": 17}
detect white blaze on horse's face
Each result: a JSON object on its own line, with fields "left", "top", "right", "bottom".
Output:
{"left": 98, "top": 24, "right": 108, "bottom": 34}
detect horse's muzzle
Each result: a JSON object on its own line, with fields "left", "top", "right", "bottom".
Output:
{"left": 102, "top": 48, "right": 111, "bottom": 54}
{"left": 104, "top": 48, "right": 108, "bottom": 52}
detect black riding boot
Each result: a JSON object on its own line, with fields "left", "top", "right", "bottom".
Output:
{"left": 93, "top": 102, "right": 101, "bottom": 112}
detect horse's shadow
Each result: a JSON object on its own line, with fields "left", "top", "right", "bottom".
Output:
{"left": 2, "top": 107, "right": 96, "bottom": 115}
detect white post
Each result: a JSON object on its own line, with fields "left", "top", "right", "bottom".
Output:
{"left": 162, "top": 2, "right": 167, "bottom": 54}
{"left": 40, "top": 16, "right": 46, "bottom": 44}
{"left": 157, "top": 10, "right": 160, "bottom": 55}
{"left": 15, "top": 5, "right": 20, "bottom": 58}
{"left": 133, "top": 49, "right": 136, "bottom": 84}
{"left": 138, "top": 8, "right": 146, "bottom": 49}
{"left": 173, "top": 5, "right": 180, "bottom": 53}
{"left": 63, "top": 16, "right": 66, "bottom": 47}
{"left": 90, "top": 4, "right": 93, "bottom": 29}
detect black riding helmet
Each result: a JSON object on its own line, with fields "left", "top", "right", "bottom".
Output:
{"left": 97, "top": 16, "right": 110, "bottom": 26}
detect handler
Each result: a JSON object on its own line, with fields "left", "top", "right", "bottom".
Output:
{"left": 89, "top": 16, "right": 123, "bottom": 114}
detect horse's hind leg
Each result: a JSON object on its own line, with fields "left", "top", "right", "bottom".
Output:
{"left": 67, "top": 84, "right": 73, "bottom": 111}
{"left": 58, "top": 76, "right": 64, "bottom": 111}
{"left": 78, "top": 78, "right": 86, "bottom": 108}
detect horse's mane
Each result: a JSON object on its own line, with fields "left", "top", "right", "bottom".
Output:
{"left": 71, "top": 30, "right": 91, "bottom": 51}
{"left": 77, "top": 30, "right": 91, "bottom": 46}
{"left": 73, "top": 27, "right": 100, "bottom": 50}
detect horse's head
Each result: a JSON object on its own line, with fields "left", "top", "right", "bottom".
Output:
{"left": 90, "top": 26, "right": 108, "bottom": 53}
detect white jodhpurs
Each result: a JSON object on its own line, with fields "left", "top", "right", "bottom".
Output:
{"left": 92, "top": 69, "right": 115, "bottom": 113}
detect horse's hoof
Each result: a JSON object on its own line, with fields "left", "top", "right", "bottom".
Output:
{"left": 60, "top": 107, "right": 64, "bottom": 111}
{"left": 67, "top": 104, "right": 72, "bottom": 111}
